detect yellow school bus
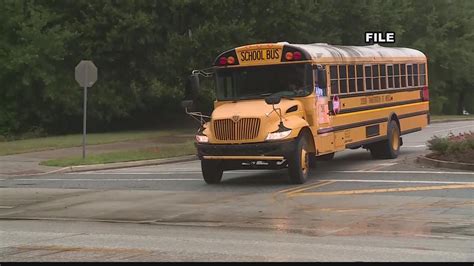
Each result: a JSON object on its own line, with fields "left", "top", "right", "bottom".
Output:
{"left": 182, "top": 42, "right": 429, "bottom": 184}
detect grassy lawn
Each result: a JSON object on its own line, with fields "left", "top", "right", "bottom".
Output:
{"left": 40, "top": 141, "right": 196, "bottom": 167}
{"left": 431, "top": 115, "right": 474, "bottom": 122}
{"left": 0, "top": 128, "right": 194, "bottom": 156}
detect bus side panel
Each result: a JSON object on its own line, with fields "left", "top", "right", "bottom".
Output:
{"left": 316, "top": 133, "right": 335, "bottom": 154}
{"left": 400, "top": 114, "right": 428, "bottom": 134}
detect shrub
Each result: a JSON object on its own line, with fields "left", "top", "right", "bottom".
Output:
{"left": 427, "top": 131, "right": 474, "bottom": 155}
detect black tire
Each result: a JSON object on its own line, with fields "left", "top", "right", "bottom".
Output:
{"left": 369, "top": 120, "right": 401, "bottom": 159}
{"left": 201, "top": 160, "right": 223, "bottom": 184}
{"left": 316, "top": 152, "right": 335, "bottom": 161}
{"left": 288, "top": 135, "right": 310, "bottom": 184}
{"left": 308, "top": 153, "right": 317, "bottom": 169}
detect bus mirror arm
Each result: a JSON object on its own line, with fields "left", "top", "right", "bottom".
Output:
{"left": 182, "top": 100, "right": 210, "bottom": 126}
{"left": 184, "top": 107, "right": 211, "bottom": 126}
{"left": 265, "top": 104, "right": 286, "bottom": 129}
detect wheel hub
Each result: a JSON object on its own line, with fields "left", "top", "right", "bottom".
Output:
{"left": 301, "top": 148, "right": 308, "bottom": 174}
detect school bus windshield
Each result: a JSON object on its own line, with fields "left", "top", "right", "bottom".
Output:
{"left": 215, "top": 63, "right": 313, "bottom": 101}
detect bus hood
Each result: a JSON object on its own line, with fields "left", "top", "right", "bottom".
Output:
{"left": 211, "top": 98, "right": 301, "bottom": 122}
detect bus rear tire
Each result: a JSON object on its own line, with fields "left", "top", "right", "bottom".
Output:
{"left": 201, "top": 160, "right": 223, "bottom": 184}
{"left": 288, "top": 135, "right": 310, "bottom": 184}
{"left": 369, "top": 120, "right": 401, "bottom": 159}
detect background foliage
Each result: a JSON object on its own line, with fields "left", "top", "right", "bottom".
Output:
{"left": 1, "top": 0, "right": 473, "bottom": 137}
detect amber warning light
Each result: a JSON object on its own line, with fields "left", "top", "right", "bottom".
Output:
{"left": 219, "top": 56, "right": 236, "bottom": 66}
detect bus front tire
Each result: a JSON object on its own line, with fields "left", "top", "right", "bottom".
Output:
{"left": 369, "top": 120, "right": 401, "bottom": 159}
{"left": 288, "top": 136, "right": 310, "bottom": 184}
{"left": 201, "top": 160, "right": 223, "bottom": 184}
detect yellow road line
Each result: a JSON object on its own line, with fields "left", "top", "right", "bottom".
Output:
{"left": 291, "top": 183, "right": 474, "bottom": 197}
{"left": 286, "top": 181, "right": 335, "bottom": 196}
{"left": 274, "top": 180, "right": 330, "bottom": 195}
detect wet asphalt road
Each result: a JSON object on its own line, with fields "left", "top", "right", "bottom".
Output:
{"left": 0, "top": 120, "right": 473, "bottom": 261}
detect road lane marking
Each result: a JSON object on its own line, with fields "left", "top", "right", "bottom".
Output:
{"left": 67, "top": 172, "right": 202, "bottom": 175}
{"left": 285, "top": 181, "right": 335, "bottom": 195}
{"left": 274, "top": 181, "right": 332, "bottom": 194}
{"left": 331, "top": 170, "right": 474, "bottom": 175}
{"left": 320, "top": 179, "right": 474, "bottom": 184}
{"left": 432, "top": 124, "right": 474, "bottom": 133}
{"left": 291, "top": 183, "right": 474, "bottom": 197}
{"left": 67, "top": 170, "right": 266, "bottom": 175}
{"left": 8, "top": 178, "right": 202, "bottom": 182}
{"left": 403, "top": 145, "right": 426, "bottom": 148}
{"left": 0, "top": 206, "right": 15, "bottom": 209}
{"left": 358, "top": 162, "right": 400, "bottom": 172}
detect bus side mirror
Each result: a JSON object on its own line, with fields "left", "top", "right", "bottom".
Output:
{"left": 317, "top": 65, "right": 327, "bottom": 88}
{"left": 189, "top": 73, "right": 200, "bottom": 95}
{"left": 265, "top": 95, "right": 281, "bottom": 105}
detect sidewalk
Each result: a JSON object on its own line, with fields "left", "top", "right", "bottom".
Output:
{"left": 0, "top": 135, "right": 194, "bottom": 176}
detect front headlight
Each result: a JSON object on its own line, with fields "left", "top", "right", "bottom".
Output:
{"left": 195, "top": 134, "right": 209, "bottom": 143}
{"left": 265, "top": 130, "right": 292, "bottom": 141}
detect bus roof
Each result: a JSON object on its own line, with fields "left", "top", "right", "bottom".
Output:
{"left": 215, "top": 42, "right": 426, "bottom": 66}
{"left": 290, "top": 43, "right": 426, "bottom": 61}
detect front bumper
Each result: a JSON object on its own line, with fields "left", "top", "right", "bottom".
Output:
{"left": 196, "top": 139, "right": 298, "bottom": 160}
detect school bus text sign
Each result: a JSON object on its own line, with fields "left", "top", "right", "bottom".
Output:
{"left": 235, "top": 44, "right": 283, "bottom": 66}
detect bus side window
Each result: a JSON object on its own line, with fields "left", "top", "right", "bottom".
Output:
{"left": 339, "top": 65, "right": 347, "bottom": 93}
{"left": 387, "top": 65, "right": 394, "bottom": 89}
{"left": 330, "top": 65, "right": 338, "bottom": 95}
{"left": 394, "top": 64, "right": 400, "bottom": 88}
{"left": 356, "top": 64, "right": 364, "bottom": 92}
{"left": 372, "top": 64, "right": 380, "bottom": 90}
{"left": 380, "top": 64, "right": 387, "bottom": 89}
{"left": 365, "top": 65, "right": 372, "bottom": 90}
{"left": 420, "top": 63, "right": 426, "bottom": 85}
{"left": 348, "top": 65, "right": 356, "bottom": 93}
{"left": 401, "top": 64, "right": 406, "bottom": 87}
{"left": 407, "top": 64, "right": 413, "bottom": 87}
{"left": 413, "top": 64, "right": 419, "bottom": 86}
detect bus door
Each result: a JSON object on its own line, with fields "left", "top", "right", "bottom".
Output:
{"left": 314, "top": 65, "right": 335, "bottom": 154}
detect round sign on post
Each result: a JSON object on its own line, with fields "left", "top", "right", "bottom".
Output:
{"left": 75, "top": 60, "right": 98, "bottom": 159}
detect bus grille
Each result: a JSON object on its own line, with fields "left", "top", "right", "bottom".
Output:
{"left": 213, "top": 118, "right": 260, "bottom": 141}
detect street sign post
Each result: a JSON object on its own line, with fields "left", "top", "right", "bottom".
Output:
{"left": 75, "top": 60, "right": 98, "bottom": 159}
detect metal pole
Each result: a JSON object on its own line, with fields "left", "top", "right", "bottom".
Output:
{"left": 82, "top": 86, "right": 87, "bottom": 159}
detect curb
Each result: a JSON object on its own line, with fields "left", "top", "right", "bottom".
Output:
{"left": 1, "top": 155, "right": 198, "bottom": 177}
{"left": 64, "top": 155, "right": 199, "bottom": 173}
{"left": 430, "top": 118, "right": 474, "bottom": 124}
{"left": 416, "top": 155, "right": 474, "bottom": 171}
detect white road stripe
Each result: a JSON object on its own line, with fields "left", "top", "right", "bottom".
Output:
{"left": 432, "top": 124, "right": 474, "bottom": 133}
{"left": 9, "top": 178, "right": 202, "bottom": 182}
{"left": 67, "top": 170, "right": 268, "bottom": 175}
{"left": 403, "top": 145, "right": 426, "bottom": 148}
{"left": 67, "top": 172, "right": 202, "bottom": 175}
{"left": 332, "top": 170, "right": 474, "bottom": 175}
{"left": 0, "top": 206, "right": 15, "bottom": 209}
{"left": 377, "top": 163, "right": 398, "bottom": 166}
{"left": 320, "top": 179, "right": 474, "bottom": 185}
{"left": 7, "top": 178, "right": 474, "bottom": 185}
